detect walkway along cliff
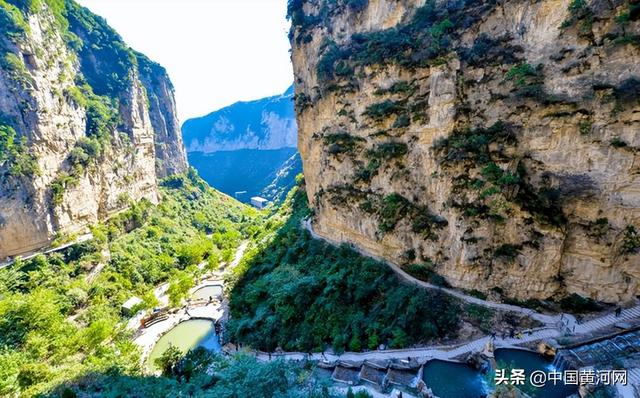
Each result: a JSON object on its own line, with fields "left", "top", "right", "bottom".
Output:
{"left": 289, "top": 0, "right": 640, "bottom": 303}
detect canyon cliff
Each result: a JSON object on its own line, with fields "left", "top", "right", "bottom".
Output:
{"left": 183, "top": 86, "right": 301, "bottom": 201}
{"left": 0, "top": 0, "right": 187, "bottom": 259}
{"left": 290, "top": 0, "right": 640, "bottom": 302}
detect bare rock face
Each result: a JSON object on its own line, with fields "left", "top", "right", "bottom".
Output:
{"left": 290, "top": 0, "right": 639, "bottom": 303}
{"left": 0, "top": 1, "right": 187, "bottom": 259}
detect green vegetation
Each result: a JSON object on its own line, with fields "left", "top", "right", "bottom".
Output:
{"left": 559, "top": 293, "right": 602, "bottom": 313}
{"left": 494, "top": 244, "right": 522, "bottom": 261}
{"left": 329, "top": 186, "right": 446, "bottom": 237}
{"left": 1, "top": 52, "right": 35, "bottom": 87}
{"left": 433, "top": 121, "right": 514, "bottom": 167}
{"left": 362, "top": 100, "right": 404, "bottom": 121}
{"left": 315, "top": 0, "right": 497, "bottom": 83}
{"left": 378, "top": 193, "right": 411, "bottom": 232}
{"left": 579, "top": 120, "right": 592, "bottom": 135}
{"left": 586, "top": 217, "right": 610, "bottom": 239}
{"left": 460, "top": 34, "right": 522, "bottom": 67}
{"left": 620, "top": 225, "right": 640, "bottom": 255}
{"left": 505, "top": 63, "right": 538, "bottom": 87}
{"left": 0, "top": 119, "right": 39, "bottom": 180}
{"left": 227, "top": 185, "right": 460, "bottom": 353}
{"left": 65, "top": 79, "right": 119, "bottom": 144}
{"left": 50, "top": 81, "right": 120, "bottom": 202}
{"left": 402, "top": 262, "right": 449, "bottom": 287}
{"left": 324, "top": 132, "right": 365, "bottom": 155}
{"left": 66, "top": 1, "right": 136, "bottom": 98}
{"left": 367, "top": 142, "right": 408, "bottom": 162}
{"left": 49, "top": 172, "right": 79, "bottom": 205}
{"left": 0, "top": 171, "right": 256, "bottom": 396}
{"left": 392, "top": 113, "right": 410, "bottom": 128}
{"left": 504, "top": 63, "right": 551, "bottom": 102}
{"left": 355, "top": 141, "right": 408, "bottom": 182}
{"left": 56, "top": 349, "right": 337, "bottom": 398}
{"left": 287, "top": 0, "right": 369, "bottom": 44}
{"left": 612, "top": 2, "right": 640, "bottom": 46}
{"left": 464, "top": 303, "right": 494, "bottom": 332}
{"left": 610, "top": 137, "right": 628, "bottom": 148}
{"left": 373, "top": 80, "right": 416, "bottom": 96}
{"left": 560, "top": 0, "right": 593, "bottom": 36}
{"left": 0, "top": 0, "right": 29, "bottom": 40}
{"left": 433, "top": 121, "right": 565, "bottom": 226}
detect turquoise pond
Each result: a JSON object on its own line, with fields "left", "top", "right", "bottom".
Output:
{"left": 147, "top": 319, "right": 220, "bottom": 372}
{"left": 422, "top": 360, "right": 490, "bottom": 398}
{"left": 421, "top": 349, "right": 579, "bottom": 398}
{"left": 494, "top": 349, "right": 579, "bottom": 398}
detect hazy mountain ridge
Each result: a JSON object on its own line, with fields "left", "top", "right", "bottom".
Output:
{"left": 182, "top": 85, "right": 297, "bottom": 152}
{"left": 182, "top": 86, "right": 301, "bottom": 201}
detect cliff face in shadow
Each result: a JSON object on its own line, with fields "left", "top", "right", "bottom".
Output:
{"left": 290, "top": 0, "right": 639, "bottom": 302}
{"left": 0, "top": 0, "right": 187, "bottom": 259}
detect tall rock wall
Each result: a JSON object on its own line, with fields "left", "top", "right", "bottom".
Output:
{"left": 290, "top": 0, "right": 640, "bottom": 303}
{"left": 0, "top": 0, "right": 187, "bottom": 259}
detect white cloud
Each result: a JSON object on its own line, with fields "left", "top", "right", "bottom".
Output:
{"left": 76, "top": 0, "right": 293, "bottom": 122}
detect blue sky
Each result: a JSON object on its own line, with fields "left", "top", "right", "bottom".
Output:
{"left": 77, "top": 0, "right": 293, "bottom": 122}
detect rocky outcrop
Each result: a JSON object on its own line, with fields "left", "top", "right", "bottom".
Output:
{"left": 290, "top": 0, "right": 640, "bottom": 302}
{"left": 0, "top": 0, "right": 187, "bottom": 259}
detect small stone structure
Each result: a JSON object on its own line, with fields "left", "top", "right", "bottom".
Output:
{"left": 250, "top": 196, "right": 268, "bottom": 209}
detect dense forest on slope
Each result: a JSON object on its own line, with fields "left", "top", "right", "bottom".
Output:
{"left": 226, "top": 182, "right": 465, "bottom": 353}
{"left": 51, "top": 349, "right": 339, "bottom": 398}
{"left": 0, "top": 171, "right": 254, "bottom": 396}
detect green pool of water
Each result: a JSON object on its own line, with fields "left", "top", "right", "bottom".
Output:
{"left": 494, "top": 348, "right": 579, "bottom": 398}
{"left": 422, "top": 360, "right": 490, "bottom": 398}
{"left": 192, "top": 285, "right": 223, "bottom": 300}
{"left": 147, "top": 319, "right": 220, "bottom": 372}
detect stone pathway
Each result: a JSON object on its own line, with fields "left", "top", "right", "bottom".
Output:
{"left": 255, "top": 327, "right": 559, "bottom": 363}
{"left": 0, "top": 232, "right": 94, "bottom": 269}
{"left": 254, "top": 304, "right": 640, "bottom": 365}
{"left": 85, "top": 246, "right": 111, "bottom": 283}
{"left": 574, "top": 306, "right": 640, "bottom": 334}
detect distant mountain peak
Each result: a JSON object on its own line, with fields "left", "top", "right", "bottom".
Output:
{"left": 182, "top": 86, "right": 301, "bottom": 202}
{"left": 182, "top": 84, "right": 296, "bottom": 153}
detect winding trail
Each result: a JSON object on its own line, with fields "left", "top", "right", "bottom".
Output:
{"left": 256, "top": 218, "right": 640, "bottom": 364}
{"left": 0, "top": 233, "right": 94, "bottom": 269}
{"left": 303, "top": 219, "right": 561, "bottom": 326}
{"left": 253, "top": 302, "right": 640, "bottom": 364}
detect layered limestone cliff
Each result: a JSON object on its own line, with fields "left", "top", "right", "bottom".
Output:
{"left": 290, "top": 0, "right": 640, "bottom": 302}
{"left": 0, "top": 0, "right": 187, "bottom": 259}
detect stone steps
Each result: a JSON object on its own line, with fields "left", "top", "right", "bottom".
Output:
{"left": 575, "top": 306, "right": 640, "bottom": 334}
